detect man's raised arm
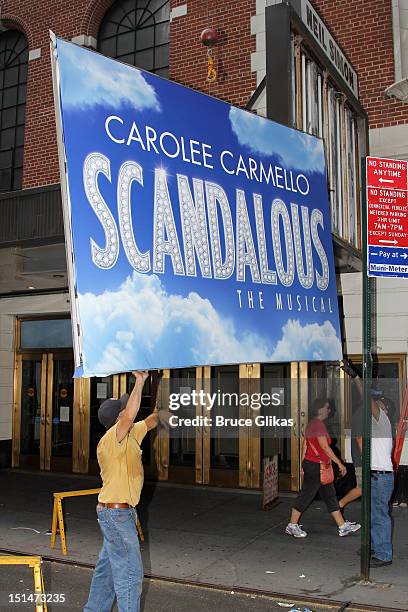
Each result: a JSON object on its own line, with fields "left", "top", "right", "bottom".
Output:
{"left": 341, "top": 359, "right": 380, "bottom": 421}
{"left": 116, "top": 371, "right": 149, "bottom": 442}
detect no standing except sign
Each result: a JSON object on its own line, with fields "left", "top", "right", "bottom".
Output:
{"left": 366, "top": 156, "right": 408, "bottom": 278}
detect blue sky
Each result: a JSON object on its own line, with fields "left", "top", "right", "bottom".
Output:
{"left": 56, "top": 38, "right": 342, "bottom": 376}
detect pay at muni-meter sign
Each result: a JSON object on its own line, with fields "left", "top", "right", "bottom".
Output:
{"left": 51, "top": 35, "right": 342, "bottom": 377}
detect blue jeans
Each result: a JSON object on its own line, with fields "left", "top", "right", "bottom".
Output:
{"left": 84, "top": 507, "right": 143, "bottom": 612}
{"left": 371, "top": 472, "right": 394, "bottom": 562}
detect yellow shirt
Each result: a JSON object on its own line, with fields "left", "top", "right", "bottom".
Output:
{"left": 97, "top": 420, "right": 148, "bottom": 506}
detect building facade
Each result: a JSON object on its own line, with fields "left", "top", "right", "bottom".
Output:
{"left": 0, "top": 0, "right": 407, "bottom": 487}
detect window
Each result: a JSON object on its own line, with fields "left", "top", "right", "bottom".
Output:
{"left": 20, "top": 319, "right": 73, "bottom": 349}
{"left": 98, "top": 0, "right": 170, "bottom": 77}
{"left": 291, "top": 38, "right": 361, "bottom": 249}
{"left": 0, "top": 30, "right": 28, "bottom": 191}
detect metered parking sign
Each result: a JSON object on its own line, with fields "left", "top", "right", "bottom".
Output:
{"left": 367, "top": 156, "right": 408, "bottom": 278}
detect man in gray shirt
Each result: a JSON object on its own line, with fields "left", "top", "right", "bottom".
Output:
{"left": 341, "top": 360, "right": 394, "bottom": 567}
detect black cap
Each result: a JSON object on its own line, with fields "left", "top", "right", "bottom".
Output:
{"left": 98, "top": 394, "right": 129, "bottom": 429}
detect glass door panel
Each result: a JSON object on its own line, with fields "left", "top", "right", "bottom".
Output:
{"left": 209, "top": 366, "right": 239, "bottom": 487}
{"left": 261, "top": 364, "right": 291, "bottom": 490}
{"left": 17, "top": 354, "right": 46, "bottom": 469}
{"left": 169, "top": 368, "right": 196, "bottom": 484}
{"left": 49, "top": 354, "right": 75, "bottom": 471}
{"left": 90, "top": 376, "right": 114, "bottom": 456}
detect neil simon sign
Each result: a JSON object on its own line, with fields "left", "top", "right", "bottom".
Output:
{"left": 51, "top": 35, "right": 343, "bottom": 377}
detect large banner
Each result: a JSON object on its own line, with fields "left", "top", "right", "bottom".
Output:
{"left": 51, "top": 36, "right": 342, "bottom": 377}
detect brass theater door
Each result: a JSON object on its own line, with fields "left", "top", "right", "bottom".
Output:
{"left": 13, "top": 352, "right": 75, "bottom": 471}
{"left": 155, "top": 366, "right": 248, "bottom": 488}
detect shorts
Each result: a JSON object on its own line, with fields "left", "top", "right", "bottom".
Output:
{"left": 355, "top": 466, "right": 362, "bottom": 489}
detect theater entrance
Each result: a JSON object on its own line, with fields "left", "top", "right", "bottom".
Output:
{"left": 12, "top": 317, "right": 77, "bottom": 472}
{"left": 12, "top": 318, "right": 298, "bottom": 491}
{"left": 13, "top": 351, "right": 75, "bottom": 471}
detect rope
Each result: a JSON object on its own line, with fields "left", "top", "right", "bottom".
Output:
{"left": 207, "top": 48, "right": 217, "bottom": 83}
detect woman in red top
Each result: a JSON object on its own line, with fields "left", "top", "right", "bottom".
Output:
{"left": 285, "top": 398, "right": 361, "bottom": 538}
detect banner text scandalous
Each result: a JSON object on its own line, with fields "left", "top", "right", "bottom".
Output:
{"left": 84, "top": 153, "right": 329, "bottom": 290}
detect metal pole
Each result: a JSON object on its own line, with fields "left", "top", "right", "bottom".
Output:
{"left": 360, "top": 157, "right": 373, "bottom": 581}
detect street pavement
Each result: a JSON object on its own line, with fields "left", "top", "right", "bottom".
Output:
{"left": 0, "top": 561, "right": 345, "bottom": 612}
{"left": 0, "top": 469, "right": 407, "bottom": 611}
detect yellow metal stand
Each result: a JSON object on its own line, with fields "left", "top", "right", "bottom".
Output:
{"left": 0, "top": 556, "right": 48, "bottom": 612}
{"left": 50, "top": 488, "right": 144, "bottom": 555}
{"left": 137, "top": 516, "right": 145, "bottom": 542}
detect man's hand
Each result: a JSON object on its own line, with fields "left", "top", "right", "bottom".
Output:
{"left": 145, "top": 407, "right": 172, "bottom": 432}
{"left": 158, "top": 408, "right": 172, "bottom": 428}
{"left": 337, "top": 462, "right": 347, "bottom": 478}
{"left": 133, "top": 370, "right": 149, "bottom": 385}
{"left": 340, "top": 359, "right": 357, "bottom": 379}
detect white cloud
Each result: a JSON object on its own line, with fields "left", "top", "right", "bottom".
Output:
{"left": 78, "top": 272, "right": 273, "bottom": 375}
{"left": 77, "top": 272, "right": 342, "bottom": 376}
{"left": 229, "top": 107, "right": 325, "bottom": 173}
{"left": 271, "top": 319, "right": 342, "bottom": 362}
{"left": 58, "top": 40, "right": 160, "bottom": 112}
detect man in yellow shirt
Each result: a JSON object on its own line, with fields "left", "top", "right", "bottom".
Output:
{"left": 84, "top": 370, "right": 160, "bottom": 612}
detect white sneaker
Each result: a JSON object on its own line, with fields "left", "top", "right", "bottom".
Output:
{"left": 339, "top": 520, "right": 361, "bottom": 537}
{"left": 285, "top": 523, "right": 307, "bottom": 538}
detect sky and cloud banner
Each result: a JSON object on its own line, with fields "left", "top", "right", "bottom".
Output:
{"left": 51, "top": 36, "right": 343, "bottom": 377}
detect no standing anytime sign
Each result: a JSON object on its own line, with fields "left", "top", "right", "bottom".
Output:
{"left": 367, "top": 156, "right": 408, "bottom": 278}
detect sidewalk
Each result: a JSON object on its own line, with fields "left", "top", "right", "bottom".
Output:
{"left": 0, "top": 469, "right": 407, "bottom": 610}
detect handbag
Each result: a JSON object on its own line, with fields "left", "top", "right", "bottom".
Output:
{"left": 320, "top": 461, "right": 335, "bottom": 485}
{"left": 308, "top": 441, "right": 334, "bottom": 485}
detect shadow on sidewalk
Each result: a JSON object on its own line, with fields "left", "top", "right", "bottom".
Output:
{"left": 0, "top": 469, "right": 406, "bottom": 611}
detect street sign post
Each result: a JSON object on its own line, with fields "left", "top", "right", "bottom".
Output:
{"left": 361, "top": 155, "right": 408, "bottom": 579}
{"left": 366, "top": 156, "right": 408, "bottom": 277}
{"left": 361, "top": 159, "right": 373, "bottom": 581}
